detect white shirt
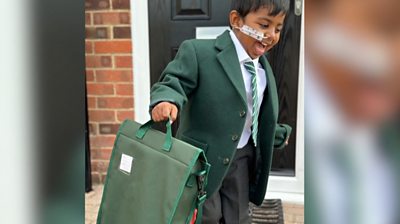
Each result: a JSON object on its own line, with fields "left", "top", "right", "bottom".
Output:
{"left": 229, "top": 31, "right": 267, "bottom": 148}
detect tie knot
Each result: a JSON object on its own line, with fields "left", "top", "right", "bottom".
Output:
{"left": 244, "top": 61, "right": 255, "bottom": 67}
{"left": 244, "top": 61, "right": 256, "bottom": 76}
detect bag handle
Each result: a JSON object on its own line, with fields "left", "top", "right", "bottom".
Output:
{"left": 135, "top": 118, "right": 173, "bottom": 152}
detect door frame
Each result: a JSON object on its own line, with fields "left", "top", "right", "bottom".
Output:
{"left": 131, "top": 0, "right": 304, "bottom": 204}
{"left": 131, "top": 0, "right": 151, "bottom": 124}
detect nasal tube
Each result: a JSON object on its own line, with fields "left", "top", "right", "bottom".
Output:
{"left": 233, "top": 25, "right": 272, "bottom": 44}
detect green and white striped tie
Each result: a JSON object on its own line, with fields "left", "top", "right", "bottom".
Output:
{"left": 244, "top": 61, "right": 259, "bottom": 147}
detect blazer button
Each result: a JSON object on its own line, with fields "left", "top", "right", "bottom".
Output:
{"left": 231, "top": 135, "right": 238, "bottom": 141}
{"left": 222, "top": 158, "right": 230, "bottom": 165}
{"left": 239, "top": 110, "right": 246, "bottom": 117}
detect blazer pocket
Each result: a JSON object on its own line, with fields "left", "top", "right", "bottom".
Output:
{"left": 180, "top": 134, "right": 209, "bottom": 153}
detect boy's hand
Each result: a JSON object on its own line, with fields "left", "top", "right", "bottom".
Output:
{"left": 151, "top": 102, "right": 178, "bottom": 123}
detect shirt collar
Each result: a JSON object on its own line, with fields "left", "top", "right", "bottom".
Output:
{"left": 229, "top": 30, "right": 259, "bottom": 66}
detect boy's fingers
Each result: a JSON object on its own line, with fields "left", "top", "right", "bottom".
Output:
{"left": 170, "top": 105, "right": 178, "bottom": 122}
{"left": 151, "top": 110, "right": 157, "bottom": 121}
{"left": 285, "top": 137, "right": 290, "bottom": 145}
{"left": 151, "top": 108, "right": 160, "bottom": 122}
{"left": 162, "top": 107, "right": 171, "bottom": 119}
{"left": 151, "top": 102, "right": 178, "bottom": 122}
{"left": 152, "top": 107, "right": 163, "bottom": 122}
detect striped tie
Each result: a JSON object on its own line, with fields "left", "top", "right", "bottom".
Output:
{"left": 244, "top": 61, "right": 259, "bottom": 147}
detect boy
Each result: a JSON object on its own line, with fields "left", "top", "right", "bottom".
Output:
{"left": 150, "top": 0, "right": 292, "bottom": 223}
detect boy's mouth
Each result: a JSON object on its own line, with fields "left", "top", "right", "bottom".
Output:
{"left": 254, "top": 41, "right": 267, "bottom": 56}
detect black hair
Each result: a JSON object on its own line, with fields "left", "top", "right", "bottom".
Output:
{"left": 231, "top": 0, "right": 290, "bottom": 17}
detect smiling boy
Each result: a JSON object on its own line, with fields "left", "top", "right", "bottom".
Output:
{"left": 150, "top": 0, "right": 292, "bottom": 223}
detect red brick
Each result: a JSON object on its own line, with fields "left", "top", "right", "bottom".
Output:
{"left": 85, "top": 41, "right": 93, "bottom": 54}
{"left": 112, "top": 0, "right": 130, "bottom": 9}
{"left": 87, "top": 97, "right": 96, "bottom": 109}
{"left": 91, "top": 148, "right": 113, "bottom": 160}
{"left": 90, "top": 135, "right": 116, "bottom": 148}
{"left": 93, "top": 12, "right": 118, "bottom": 24}
{"left": 99, "top": 123, "right": 120, "bottom": 134}
{"left": 89, "top": 123, "right": 97, "bottom": 135}
{"left": 93, "top": 12, "right": 130, "bottom": 25}
{"left": 115, "top": 84, "right": 133, "bottom": 96}
{"left": 100, "top": 173, "right": 107, "bottom": 183}
{"left": 98, "top": 97, "right": 133, "bottom": 109}
{"left": 85, "top": 27, "right": 95, "bottom": 39}
{"left": 94, "top": 41, "right": 132, "bottom": 53}
{"left": 117, "top": 110, "right": 134, "bottom": 122}
{"left": 88, "top": 110, "right": 116, "bottom": 122}
{"left": 96, "top": 70, "right": 132, "bottom": 82}
{"left": 86, "top": 70, "right": 95, "bottom": 82}
{"left": 91, "top": 160, "right": 110, "bottom": 173}
{"left": 85, "top": 13, "right": 91, "bottom": 25}
{"left": 86, "top": 27, "right": 110, "bottom": 39}
{"left": 87, "top": 83, "right": 114, "bottom": 95}
{"left": 85, "top": 55, "right": 112, "bottom": 68}
{"left": 115, "top": 56, "right": 132, "bottom": 68}
{"left": 91, "top": 172, "right": 102, "bottom": 184}
{"left": 85, "top": 0, "right": 110, "bottom": 10}
{"left": 119, "top": 13, "right": 130, "bottom": 24}
{"left": 113, "top": 27, "right": 131, "bottom": 39}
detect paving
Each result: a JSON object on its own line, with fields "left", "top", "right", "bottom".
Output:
{"left": 85, "top": 184, "right": 303, "bottom": 224}
{"left": 85, "top": 185, "right": 103, "bottom": 224}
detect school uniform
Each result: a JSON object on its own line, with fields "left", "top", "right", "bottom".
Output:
{"left": 150, "top": 30, "right": 291, "bottom": 223}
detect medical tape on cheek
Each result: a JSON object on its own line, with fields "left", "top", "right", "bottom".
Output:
{"left": 234, "top": 25, "right": 271, "bottom": 43}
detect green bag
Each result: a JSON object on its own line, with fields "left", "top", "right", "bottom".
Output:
{"left": 97, "top": 119, "right": 210, "bottom": 224}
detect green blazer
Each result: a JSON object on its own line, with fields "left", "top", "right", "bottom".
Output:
{"left": 150, "top": 30, "right": 291, "bottom": 206}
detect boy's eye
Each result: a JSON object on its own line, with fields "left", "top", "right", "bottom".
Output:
{"left": 275, "top": 26, "right": 283, "bottom": 33}
{"left": 259, "top": 23, "right": 269, "bottom": 29}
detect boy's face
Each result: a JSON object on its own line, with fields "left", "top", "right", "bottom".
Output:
{"left": 230, "top": 7, "right": 286, "bottom": 59}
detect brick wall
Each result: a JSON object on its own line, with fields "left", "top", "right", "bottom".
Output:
{"left": 85, "top": 0, "right": 133, "bottom": 183}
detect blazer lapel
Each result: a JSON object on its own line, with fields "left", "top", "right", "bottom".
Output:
{"left": 259, "top": 55, "right": 278, "bottom": 120}
{"left": 215, "top": 31, "right": 247, "bottom": 106}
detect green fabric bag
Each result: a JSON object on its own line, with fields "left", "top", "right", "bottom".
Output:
{"left": 97, "top": 119, "right": 210, "bottom": 224}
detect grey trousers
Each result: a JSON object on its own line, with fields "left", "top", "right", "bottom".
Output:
{"left": 202, "top": 142, "right": 256, "bottom": 224}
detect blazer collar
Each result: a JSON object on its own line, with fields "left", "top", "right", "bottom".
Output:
{"left": 215, "top": 30, "right": 247, "bottom": 105}
{"left": 215, "top": 30, "right": 233, "bottom": 51}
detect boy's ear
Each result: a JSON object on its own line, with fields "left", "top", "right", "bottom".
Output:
{"left": 229, "top": 10, "right": 243, "bottom": 28}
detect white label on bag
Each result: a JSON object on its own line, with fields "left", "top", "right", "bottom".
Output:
{"left": 119, "top": 154, "right": 133, "bottom": 174}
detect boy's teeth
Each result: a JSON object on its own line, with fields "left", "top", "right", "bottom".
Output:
{"left": 258, "top": 41, "right": 267, "bottom": 47}
{"left": 255, "top": 42, "right": 266, "bottom": 55}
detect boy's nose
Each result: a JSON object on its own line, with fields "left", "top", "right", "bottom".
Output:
{"left": 263, "top": 33, "right": 274, "bottom": 44}
{"left": 263, "top": 29, "right": 276, "bottom": 44}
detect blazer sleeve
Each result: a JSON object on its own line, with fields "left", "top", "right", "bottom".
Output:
{"left": 150, "top": 40, "right": 199, "bottom": 112}
{"left": 274, "top": 123, "right": 292, "bottom": 150}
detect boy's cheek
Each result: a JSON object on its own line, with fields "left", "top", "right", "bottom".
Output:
{"left": 274, "top": 34, "right": 281, "bottom": 44}
{"left": 269, "top": 39, "right": 280, "bottom": 50}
